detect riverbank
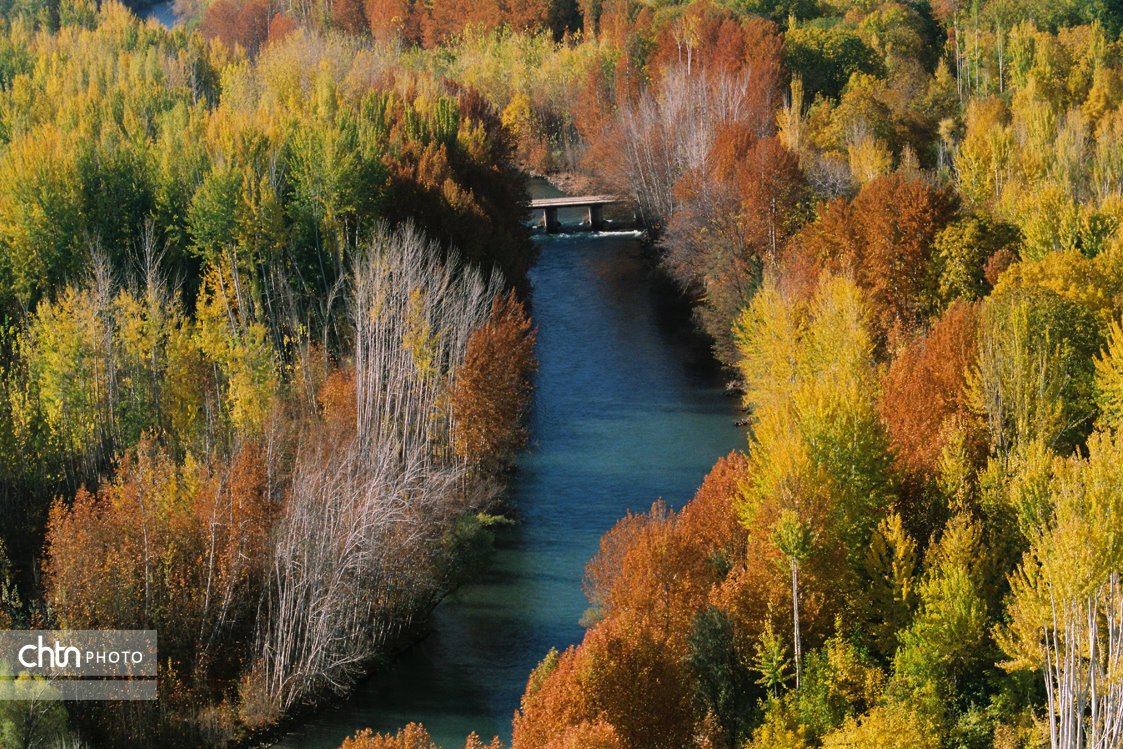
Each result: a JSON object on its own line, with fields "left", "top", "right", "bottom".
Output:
{"left": 530, "top": 169, "right": 602, "bottom": 197}
{"left": 231, "top": 509, "right": 506, "bottom": 748}
{"left": 225, "top": 180, "right": 549, "bottom": 749}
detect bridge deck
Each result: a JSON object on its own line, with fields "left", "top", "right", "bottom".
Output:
{"left": 529, "top": 195, "right": 619, "bottom": 208}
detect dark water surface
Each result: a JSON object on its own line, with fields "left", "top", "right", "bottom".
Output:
{"left": 143, "top": 0, "right": 177, "bottom": 28}
{"left": 273, "top": 183, "right": 743, "bottom": 748}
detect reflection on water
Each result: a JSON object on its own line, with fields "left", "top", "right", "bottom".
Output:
{"left": 273, "top": 185, "right": 743, "bottom": 748}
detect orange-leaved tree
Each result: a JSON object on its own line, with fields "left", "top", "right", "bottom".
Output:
{"left": 43, "top": 436, "right": 274, "bottom": 691}
{"left": 340, "top": 723, "right": 502, "bottom": 748}
{"left": 513, "top": 453, "right": 755, "bottom": 748}
{"left": 878, "top": 300, "right": 984, "bottom": 479}
{"left": 451, "top": 291, "right": 536, "bottom": 469}
{"left": 797, "top": 174, "right": 958, "bottom": 346}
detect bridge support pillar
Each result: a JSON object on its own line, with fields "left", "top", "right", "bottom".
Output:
{"left": 542, "top": 206, "right": 560, "bottom": 233}
{"left": 587, "top": 204, "right": 604, "bottom": 230}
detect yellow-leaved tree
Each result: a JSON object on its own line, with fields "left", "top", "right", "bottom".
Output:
{"left": 734, "top": 272, "right": 895, "bottom": 690}
{"left": 194, "top": 261, "right": 278, "bottom": 438}
{"left": 999, "top": 431, "right": 1123, "bottom": 748}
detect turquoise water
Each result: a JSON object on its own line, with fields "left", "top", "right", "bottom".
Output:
{"left": 273, "top": 188, "right": 744, "bottom": 748}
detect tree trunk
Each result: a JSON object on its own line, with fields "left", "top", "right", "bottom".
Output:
{"left": 791, "top": 558, "right": 801, "bottom": 692}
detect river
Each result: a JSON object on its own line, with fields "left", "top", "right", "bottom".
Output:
{"left": 272, "top": 181, "right": 744, "bottom": 748}
{"left": 143, "top": 0, "right": 177, "bottom": 27}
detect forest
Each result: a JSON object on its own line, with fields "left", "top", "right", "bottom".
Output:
{"left": 0, "top": 0, "right": 537, "bottom": 744}
{"left": 3, "top": 0, "right": 1123, "bottom": 746}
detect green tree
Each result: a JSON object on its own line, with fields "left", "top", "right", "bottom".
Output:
{"left": 968, "top": 286, "right": 1102, "bottom": 456}
{"left": 935, "top": 215, "right": 1021, "bottom": 304}
{"left": 687, "top": 606, "right": 758, "bottom": 746}
{"left": 753, "top": 616, "right": 791, "bottom": 700}
{"left": 0, "top": 671, "right": 70, "bottom": 748}
{"left": 188, "top": 164, "right": 242, "bottom": 264}
{"left": 783, "top": 25, "right": 885, "bottom": 101}
{"left": 893, "top": 514, "right": 991, "bottom": 704}
{"left": 860, "top": 512, "right": 919, "bottom": 660}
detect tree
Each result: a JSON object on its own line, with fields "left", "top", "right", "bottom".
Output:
{"left": 893, "top": 514, "right": 992, "bottom": 704}
{"left": 582, "top": 18, "right": 783, "bottom": 230}
{"left": 363, "top": 0, "right": 421, "bottom": 42}
{"left": 774, "top": 509, "right": 813, "bottom": 691}
{"left": 821, "top": 702, "right": 939, "bottom": 749}
{"left": 199, "top": 0, "right": 270, "bottom": 54}
{"left": 512, "top": 645, "right": 598, "bottom": 749}
{"left": 194, "top": 261, "right": 278, "bottom": 438}
{"left": 797, "top": 175, "right": 959, "bottom": 345}
{"left": 0, "top": 126, "right": 84, "bottom": 311}
{"left": 580, "top": 615, "right": 696, "bottom": 749}
{"left": 258, "top": 225, "right": 500, "bottom": 712}
{"left": 736, "top": 274, "right": 895, "bottom": 702}
{"left": 750, "top": 697, "right": 812, "bottom": 749}
{"left": 0, "top": 671, "right": 70, "bottom": 749}
{"left": 735, "top": 273, "right": 895, "bottom": 563}
{"left": 860, "top": 512, "right": 919, "bottom": 660}
{"left": 332, "top": 0, "right": 368, "bottom": 34}
{"left": 999, "top": 432, "right": 1123, "bottom": 749}
{"left": 43, "top": 436, "right": 275, "bottom": 697}
{"left": 582, "top": 501, "right": 719, "bottom": 649}
{"left": 451, "top": 291, "right": 537, "bottom": 469}
{"left": 667, "top": 133, "right": 804, "bottom": 364}
{"left": 968, "top": 286, "right": 1102, "bottom": 457}
{"left": 341, "top": 723, "right": 502, "bottom": 749}
{"left": 794, "top": 631, "right": 886, "bottom": 740}
{"left": 688, "top": 606, "right": 757, "bottom": 746}
{"left": 423, "top": 0, "right": 502, "bottom": 46}
{"left": 934, "top": 215, "right": 1022, "bottom": 303}
{"left": 505, "top": 0, "right": 550, "bottom": 33}
{"left": 879, "top": 301, "right": 981, "bottom": 477}
{"left": 783, "top": 25, "right": 884, "bottom": 101}
{"left": 992, "top": 250, "right": 1119, "bottom": 325}
{"left": 1094, "top": 317, "right": 1123, "bottom": 430}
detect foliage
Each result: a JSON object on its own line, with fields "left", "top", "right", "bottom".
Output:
{"left": 796, "top": 174, "right": 959, "bottom": 344}
{"left": 687, "top": 606, "right": 757, "bottom": 746}
{"left": 893, "top": 513, "right": 993, "bottom": 705}
{"left": 341, "top": 723, "right": 502, "bottom": 749}
{"left": 879, "top": 301, "right": 981, "bottom": 477}
{"left": 735, "top": 273, "right": 895, "bottom": 567}
{"left": 820, "top": 700, "right": 940, "bottom": 749}
{"left": 1094, "top": 317, "right": 1123, "bottom": 429}
{"left": 999, "top": 431, "right": 1123, "bottom": 748}
{"left": 968, "top": 286, "right": 1102, "bottom": 456}
{"left": 783, "top": 24, "right": 885, "bottom": 101}
{"left": 452, "top": 291, "right": 537, "bottom": 469}
{"left": 934, "top": 215, "right": 1021, "bottom": 304}
{"left": 22, "top": 0, "right": 1123, "bottom": 747}
{"left": 859, "top": 512, "right": 919, "bottom": 660}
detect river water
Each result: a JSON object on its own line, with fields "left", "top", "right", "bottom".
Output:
{"left": 273, "top": 183, "right": 744, "bottom": 747}
{"left": 143, "top": 0, "right": 177, "bottom": 27}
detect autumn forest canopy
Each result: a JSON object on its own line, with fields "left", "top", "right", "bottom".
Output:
{"left": 5, "top": 0, "right": 1123, "bottom": 746}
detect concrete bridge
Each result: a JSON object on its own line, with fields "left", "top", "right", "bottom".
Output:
{"left": 530, "top": 195, "right": 622, "bottom": 233}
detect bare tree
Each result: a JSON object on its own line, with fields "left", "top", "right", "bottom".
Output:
{"left": 256, "top": 223, "right": 500, "bottom": 710}
{"left": 591, "top": 65, "right": 775, "bottom": 230}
